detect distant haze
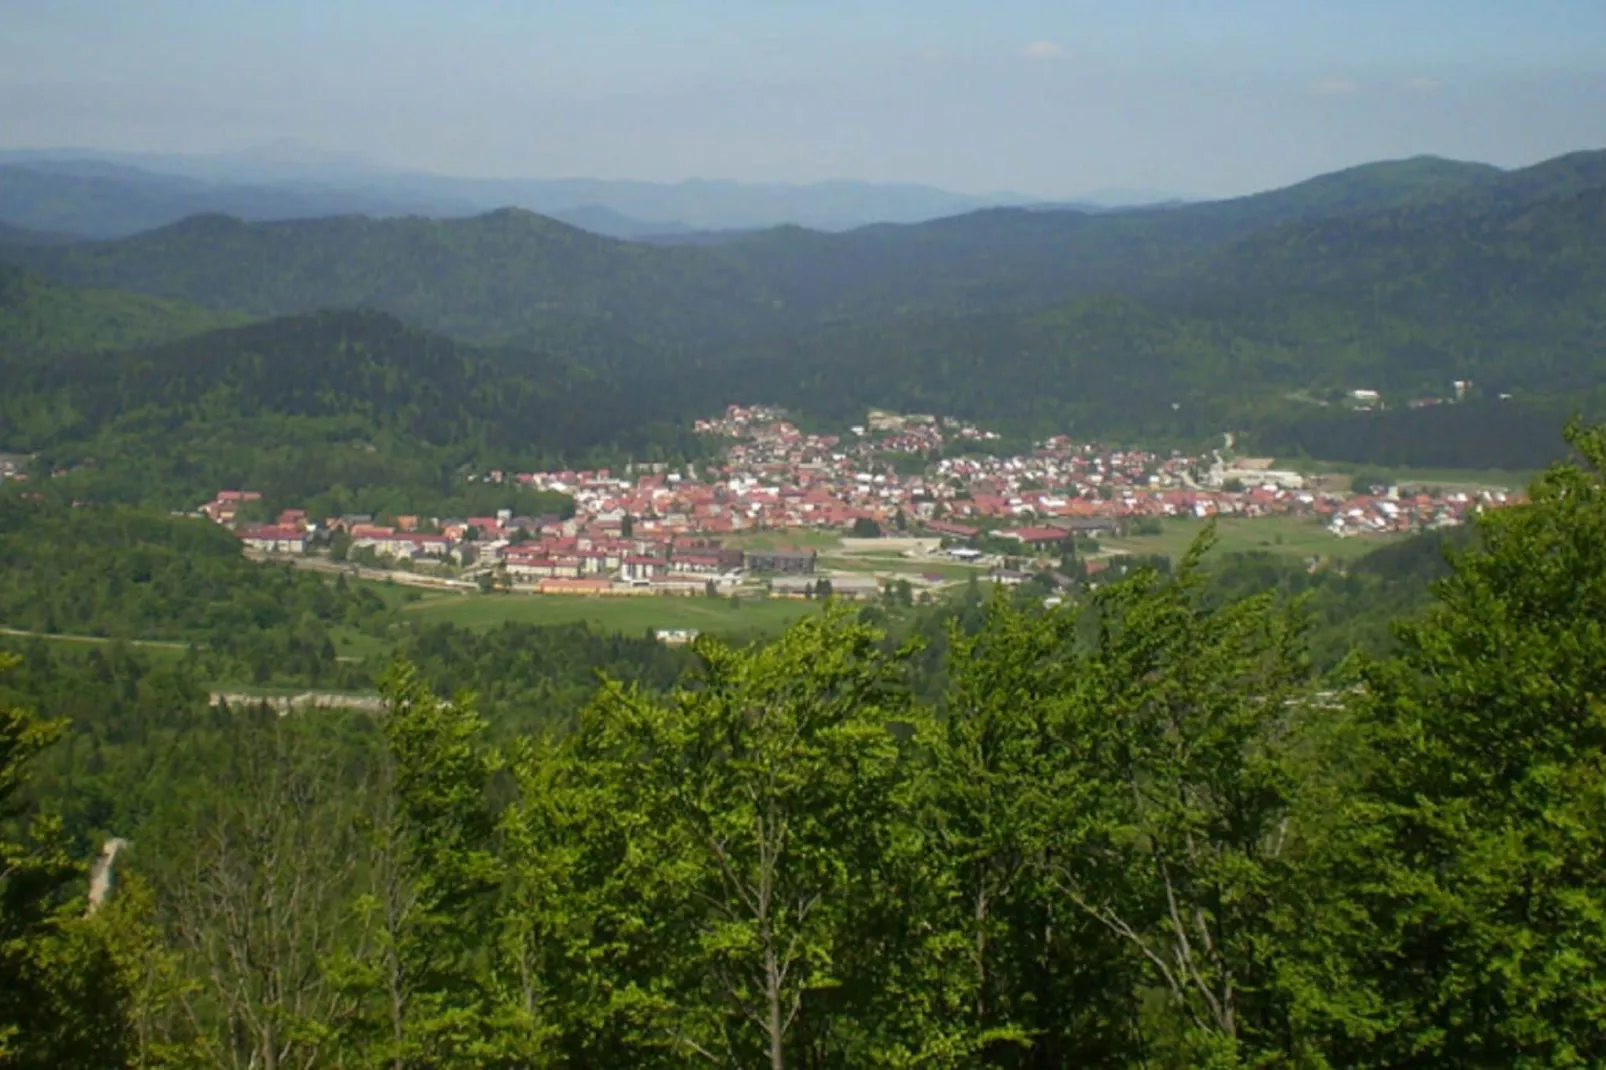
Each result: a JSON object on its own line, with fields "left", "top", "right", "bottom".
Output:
{"left": 2, "top": 0, "right": 1603, "bottom": 198}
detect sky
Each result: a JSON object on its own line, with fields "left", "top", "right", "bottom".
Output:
{"left": 2, "top": 0, "right": 1604, "bottom": 198}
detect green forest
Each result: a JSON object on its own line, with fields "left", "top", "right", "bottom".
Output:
{"left": 4, "top": 424, "right": 1605, "bottom": 1067}
{"left": 3, "top": 147, "right": 1604, "bottom": 473}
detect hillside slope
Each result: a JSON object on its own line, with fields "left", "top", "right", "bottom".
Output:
{"left": 0, "top": 309, "right": 704, "bottom": 506}
{"left": 710, "top": 153, "right": 1606, "bottom": 463}
{"left": 696, "top": 154, "right": 1509, "bottom": 321}
{"left": 1169, "top": 152, "right": 1606, "bottom": 395}
{"left": 1, "top": 209, "right": 775, "bottom": 352}
{"left": 0, "top": 264, "right": 248, "bottom": 354}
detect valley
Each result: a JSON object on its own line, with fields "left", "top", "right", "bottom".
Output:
{"left": 2, "top": 118, "right": 1604, "bottom": 1066}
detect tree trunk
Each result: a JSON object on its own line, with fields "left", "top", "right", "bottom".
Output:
{"left": 765, "top": 942, "right": 785, "bottom": 1070}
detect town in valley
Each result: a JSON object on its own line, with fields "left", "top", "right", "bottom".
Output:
{"left": 156, "top": 405, "right": 1519, "bottom": 626}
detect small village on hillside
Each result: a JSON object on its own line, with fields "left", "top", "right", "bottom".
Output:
{"left": 203, "top": 405, "right": 1518, "bottom": 610}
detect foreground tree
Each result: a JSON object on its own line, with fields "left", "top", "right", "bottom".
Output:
{"left": 0, "top": 652, "right": 142, "bottom": 1067}
{"left": 338, "top": 662, "right": 501, "bottom": 1069}
{"left": 507, "top": 609, "right": 979, "bottom": 1067}
{"left": 934, "top": 535, "right": 1317, "bottom": 1067}
{"left": 1335, "top": 422, "right": 1606, "bottom": 1066}
{"left": 149, "top": 713, "right": 367, "bottom": 1070}
{"left": 931, "top": 596, "right": 1138, "bottom": 1067}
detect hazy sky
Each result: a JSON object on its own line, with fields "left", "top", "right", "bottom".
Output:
{"left": 3, "top": 0, "right": 1604, "bottom": 197}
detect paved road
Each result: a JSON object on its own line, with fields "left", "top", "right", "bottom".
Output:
{"left": 0, "top": 627, "right": 187, "bottom": 650}
{"left": 244, "top": 551, "right": 477, "bottom": 591}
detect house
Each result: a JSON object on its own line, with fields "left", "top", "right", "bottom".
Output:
{"left": 201, "top": 490, "right": 262, "bottom": 524}
{"left": 670, "top": 549, "right": 734, "bottom": 575}
{"left": 823, "top": 575, "right": 880, "bottom": 600}
{"left": 1000, "top": 527, "right": 1071, "bottom": 549}
{"left": 925, "top": 519, "right": 980, "bottom": 540}
{"left": 620, "top": 555, "right": 667, "bottom": 583}
{"left": 350, "top": 529, "right": 452, "bottom": 559}
{"left": 237, "top": 525, "right": 307, "bottom": 554}
{"left": 745, "top": 549, "right": 817, "bottom": 575}
{"left": 770, "top": 576, "right": 825, "bottom": 597}
{"left": 504, "top": 552, "right": 569, "bottom": 580}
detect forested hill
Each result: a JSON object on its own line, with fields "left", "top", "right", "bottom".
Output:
{"left": 0, "top": 208, "right": 778, "bottom": 351}
{"left": 702, "top": 154, "right": 1514, "bottom": 321}
{"left": 1165, "top": 157, "right": 1606, "bottom": 396}
{"left": 0, "top": 309, "right": 706, "bottom": 507}
{"left": 0, "top": 263, "right": 247, "bottom": 353}
{"left": 713, "top": 154, "right": 1605, "bottom": 451}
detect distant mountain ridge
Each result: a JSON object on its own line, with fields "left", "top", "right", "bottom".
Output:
{"left": 0, "top": 161, "right": 476, "bottom": 239}
{"left": 0, "top": 143, "right": 1560, "bottom": 242}
{"left": 0, "top": 151, "right": 1032, "bottom": 237}
{"left": 0, "top": 220, "right": 81, "bottom": 247}
{"left": 2, "top": 145, "right": 1602, "bottom": 472}
{"left": 0, "top": 208, "right": 779, "bottom": 357}
{"left": 7, "top": 150, "right": 1580, "bottom": 345}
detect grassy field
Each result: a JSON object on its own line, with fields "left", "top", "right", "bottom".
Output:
{"left": 330, "top": 626, "right": 396, "bottom": 662}
{"left": 1276, "top": 460, "right": 1536, "bottom": 491}
{"left": 719, "top": 530, "right": 843, "bottom": 551}
{"left": 1097, "top": 516, "right": 1400, "bottom": 563}
{"left": 400, "top": 592, "right": 820, "bottom": 639}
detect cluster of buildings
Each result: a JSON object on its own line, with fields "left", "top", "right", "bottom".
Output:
{"left": 1346, "top": 380, "right": 1473, "bottom": 411}
{"left": 225, "top": 491, "right": 824, "bottom": 597}
{"left": 0, "top": 453, "right": 31, "bottom": 482}
{"left": 921, "top": 435, "right": 1511, "bottom": 537}
{"left": 213, "top": 404, "right": 1516, "bottom": 597}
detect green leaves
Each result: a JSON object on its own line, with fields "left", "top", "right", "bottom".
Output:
{"left": 500, "top": 608, "right": 988, "bottom": 1067}
{"left": 0, "top": 652, "right": 149, "bottom": 1068}
{"left": 928, "top": 529, "right": 1319, "bottom": 1066}
{"left": 1328, "top": 422, "right": 1606, "bottom": 1066}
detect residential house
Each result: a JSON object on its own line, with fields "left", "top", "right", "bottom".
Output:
{"left": 745, "top": 549, "right": 817, "bottom": 574}
{"left": 237, "top": 525, "right": 307, "bottom": 554}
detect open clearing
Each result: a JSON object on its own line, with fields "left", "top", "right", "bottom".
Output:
{"left": 1097, "top": 516, "right": 1401, "bottom": 563}
{"left": 717, "top": 530, "right": 843, "bottom": 551}
{"left": 400, "top": 592, "right": 820, "bottom": 638}
{"left": 1274, "top": 460, "right": 1535, "bottom": 492}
